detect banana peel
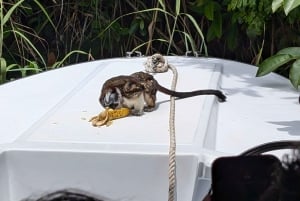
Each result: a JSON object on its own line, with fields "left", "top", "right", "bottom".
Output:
{"left": 89, "top": 107, "right": 130, "bottom": 127}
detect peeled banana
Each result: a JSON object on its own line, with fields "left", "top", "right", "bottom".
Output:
{"left": 89, "top": 107, "right": 130, "bottom": 127}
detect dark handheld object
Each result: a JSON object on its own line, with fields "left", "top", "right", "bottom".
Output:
{"left": 203, "top": 140, "right": 300, "bottom": 201}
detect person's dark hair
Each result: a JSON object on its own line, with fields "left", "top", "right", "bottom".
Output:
{"left": 258, "top": 149, "right": 300, "bottom": 201}
{"left": 281, "top": 149, "right": 300, "bottom": 200}
{"left": 22, "top": 189, "right": 106, "bottom": 201}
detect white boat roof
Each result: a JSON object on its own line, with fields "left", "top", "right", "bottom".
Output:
{"left": 0, "top": 56, "right": 299, "bottom": 156}
{"left": 1, "top": 56, "right": 300, "bottom": 201}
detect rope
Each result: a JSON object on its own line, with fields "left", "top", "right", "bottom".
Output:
{"left": 167, "top": 64, "right": 178, "bottom": 201}
{"left": 144, "top": 54, "right": 178, "bottom": 201}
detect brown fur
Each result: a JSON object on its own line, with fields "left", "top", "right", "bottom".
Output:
{"left": 99, "top": 71, "right": 226, "bottom": 115}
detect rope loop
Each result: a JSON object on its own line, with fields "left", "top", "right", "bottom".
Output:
{"left": 144, "top": 53, "right": 169, "bottom": 73}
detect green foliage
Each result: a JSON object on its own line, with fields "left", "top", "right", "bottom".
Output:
{"left": 188, "top": 0, "right": 276, "bottom": 62}
{"left": 257, "top": 52, "right": 294, "bottom": 77}
{"left": 257, "top": 47, "right": 300, "bottom": 88}
{"left": 228, "top": 0, "right": 272, "bottom": 38}
{"left": 0, "top": 58, "right": 7, "bottom": 83}
{"left": 0, "top": 0, "right": 89, "bottom": 83}
{"left": 272, "top": 0, "right": 300, "bottom": 15}
{"left": 0, "top": 0, "right": 54, "bottom": 83}
{"left": 0, "top": 0, "right": 300, "bottom": 85}
{"left": 256, "top": 0, "right": 300, "bottom": 88}
{"left": 190, "top": 0, "right": 223, "bottom": 42}
{"left": 289, "top": 59, "right": 300, "bottom": 88}
{"left": 51, "top": 50, "right": 88, "bottom": 69}
{"left": 99, "top": 1, "right": 207, "bottom": 56}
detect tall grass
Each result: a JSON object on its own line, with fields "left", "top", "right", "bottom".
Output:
{"left": 0, "top": 0, "right": 54, "bottom": 83}
{"left": 0, "top": 0, "right": 92, "bottom": 83}
{"left": 2, "top": 0, "right": 296, "bottom": 83}
{"left": 99, "top": 0, "right": 207, "bottom": 56}
{"left": 0, "top": 0, "right": 210, "bottom": 84}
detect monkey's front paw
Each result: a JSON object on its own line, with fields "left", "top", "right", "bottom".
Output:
{"left": 144, "top": 106, "right": 155, "bottom": 112}
{"left": 131, "top": 109, "right": 144, "bottom": 116}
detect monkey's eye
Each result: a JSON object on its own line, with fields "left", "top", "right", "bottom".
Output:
{"left": 107, "top": 93, "right": 117, "bottom": 103}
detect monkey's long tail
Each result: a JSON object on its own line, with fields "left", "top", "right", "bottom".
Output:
{"left": 157, "top": 84, "right": 227, "bottom": 102}
{"left": 180, "top": 89, "right": 227, "bottom": 102}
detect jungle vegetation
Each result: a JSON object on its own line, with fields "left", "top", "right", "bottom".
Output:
{"left": 0, "top": 0, "right": 300, "bottom": 87}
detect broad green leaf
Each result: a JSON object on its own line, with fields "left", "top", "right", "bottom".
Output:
{"left": 283, "top": 0, "right": 300, "bottom": 15}
{"left": 272, "top": 0, "right": 284, "bottom": 12}
{"left": 204, "top": 2, "right": 214, "bottom": 20}
{"left": 207, "top": 25, "right": 215, "bottom": 42}
{"left": 3, "top": 0, "right": 25, "bottom": 25}
{"left": 206, "top": 12, "right": 222, "bottom": 41}
{"left": 289, "top": 59, "right": 300, "bottom": 88}
{"left": 214, "top": 12, "right": 222, "bottom": 38}
{"left": 256, "top": 54, "right": 294, "bottom": 77}
{"left": 277, "top": 47, "right": 300, "bottom": 57}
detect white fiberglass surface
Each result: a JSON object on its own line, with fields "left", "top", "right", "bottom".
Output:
{"left": 0, "top": 152, "right": 9, "bottom": 201}
{"left": 1, "top": 150, "right": 198, "bottom": 201}
{"left": 0, "top": 60, "right": 105, "bottom": 144}
{"left": 1, "top": 56, "right": 299, "bottom": 158}
{"left": 211, "top": 59, "right": 300, "bottom": 156}
{"left": 17, "top": 58, "right": 221, "bottom": 148}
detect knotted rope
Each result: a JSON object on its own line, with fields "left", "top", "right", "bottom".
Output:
{"left": 144, "top": 54, "right": 178, "bottom": 201}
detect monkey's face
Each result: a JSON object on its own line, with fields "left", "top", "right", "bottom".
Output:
{"left": 99, "top": 87, "right": 122, "bottom": 109}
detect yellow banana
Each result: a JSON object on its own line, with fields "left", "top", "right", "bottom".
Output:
{"left": 89, "top": 107, "right": 130, "bottom": 127}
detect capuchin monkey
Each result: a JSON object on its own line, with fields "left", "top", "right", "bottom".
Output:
{"left": 99, "top": 71, "right": 226, "bottom": 116}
